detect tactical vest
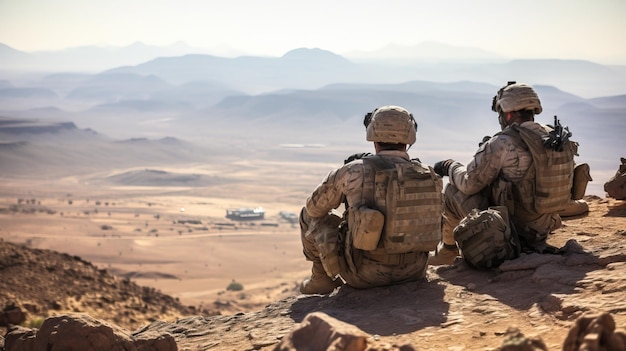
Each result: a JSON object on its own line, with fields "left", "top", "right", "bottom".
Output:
{"left": 500, "top": 124, "right": 577, "bottom": 216}
{"left": 361, "top": 156, "right": 443, "bottom": 254}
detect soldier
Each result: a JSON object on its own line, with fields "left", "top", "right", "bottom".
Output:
{"left": 299, "top": 105, "right": 443, "bottom": 294}
{"left": 430, "top": 82, "right": 590, "bottom": 266}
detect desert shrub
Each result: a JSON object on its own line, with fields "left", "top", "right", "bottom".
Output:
{"left": 25, "top": 316, "right": 45, "bottom": 328}
{"left": 226, "top": 280, "right": 244, "bottom": 291}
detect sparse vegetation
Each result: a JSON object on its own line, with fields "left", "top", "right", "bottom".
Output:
{"left": 25, "top": 316, "right": 45, "bottom": 329}
{"left": 226, "top": 279, "right": 244, "bottom": 291}
{"left": 177, "top": 219, "right": 202, "bottom": 225}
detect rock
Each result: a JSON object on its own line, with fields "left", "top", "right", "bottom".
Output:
{"left": 4, "top": 325, "right": 37, "bottom": 351}
{"left": 3, "top": 314, "right": 177, "bottom": 351}
{"left": 133, "top": 330, "right": 177, "bottom": 351}
{"left": 495, "top": 327, "right": 548, "bottom": 351}
{"left": 274, "top": 312, "right": 369, "bottom": 351}
{"left": 274, "top": 312, "right": 416, "bottom": 351}
{"left": 34, "top": 314, "right": 135, "bottom": 351}
{"left": 0, "top": 304, "right": 26, "bottom": 327}
{"left": 562, "top": 312, "right": 626, "bottom": 351}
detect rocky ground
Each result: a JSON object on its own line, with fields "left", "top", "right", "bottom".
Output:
{"left": 1, "top": 196, "right": 625, "bottom": 350}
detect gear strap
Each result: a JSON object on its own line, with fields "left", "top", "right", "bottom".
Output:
{"left": 362, "top": 251, "right": 423, "bottom": 265}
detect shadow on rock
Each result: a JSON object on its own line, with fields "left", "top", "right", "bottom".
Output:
{"left": 436, "top": 239, "right": 614, "bottom": 317}
{"left": 289, "top": 278, "right": 448, "bottom": 336}
{"left": 606, "top": 200, "right": 626, "bottom": 217}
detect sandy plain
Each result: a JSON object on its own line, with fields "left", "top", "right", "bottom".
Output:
{"left": 0, "top": 157, "right": 342, "bottom": 314}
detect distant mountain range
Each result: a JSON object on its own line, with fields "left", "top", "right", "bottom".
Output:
{"left": 0, "top": 41, "right": 507, "bottom": 73}
{"left": 0, "top": 42, "right": 625, "bottom": 191}
{"left": 0, "top": 41, "right": 215, "bottom": 73}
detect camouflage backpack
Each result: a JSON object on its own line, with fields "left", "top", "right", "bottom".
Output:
{"left": 362, "top": 156, "right": 443, "bottom": 254}
{"left": 454, "top": 206, "right": 521, "bottom": 269}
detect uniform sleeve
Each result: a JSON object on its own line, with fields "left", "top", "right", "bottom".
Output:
{"left": 449, "top": 135, "right": 513, "bottom": 195}
{"left": 305, "top": 168, "right": 345, "bottom": 218}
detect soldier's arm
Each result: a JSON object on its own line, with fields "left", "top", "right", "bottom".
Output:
{"left": 449, "top": 136, "right": 511, "bottom": 195}
{"left": 305, "top": 168, "right": 345, "bottom": 218}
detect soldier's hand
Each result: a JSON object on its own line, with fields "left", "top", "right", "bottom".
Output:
{"left": 434, "top": 159, "right": 456, "bottom": 177}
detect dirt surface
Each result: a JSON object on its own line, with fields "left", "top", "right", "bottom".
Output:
{"left": 134, "top": 196, "right": 626, "bottom": 351}
{"left": 1, "top": 158, "right": 625, "bottom": 350}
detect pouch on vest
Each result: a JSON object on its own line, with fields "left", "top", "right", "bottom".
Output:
{"left": 454, "top": 206, "right": 520, "bottom": 269}
{"left": 349, "top": 206, "right": 384, "bottom": 251}
{"left": 365, "top": 156, "right": 443, "bottom": 254}
{"left": 571, "top": 163, "right": 592, "bottom": 200}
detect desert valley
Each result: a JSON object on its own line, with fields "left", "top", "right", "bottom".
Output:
{"left": 1, "top": 43, "right": 626, "bottom": 350}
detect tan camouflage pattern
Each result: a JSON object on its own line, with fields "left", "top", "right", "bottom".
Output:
{"left": 504, "top": 123, "right": 577, "bottom": 214}
{"left": 365, "top": 105, "right": 417, "bottom": 145}
{"left": 367, "top": 160, "right": 442, "bottom": 253}
{"left": 442, "top": 121, "right": 569, "bottom": 248}
{"left": 301, "top": 149, "right": 429, "bottom": 288}
{"left": 571, "top": 163, "right": 592, "bottom": 200}
{"left": 494, "top": 83, "right": 543, "bottom": 114}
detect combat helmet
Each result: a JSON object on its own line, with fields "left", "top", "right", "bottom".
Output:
{"left": 491, "top": 81, "right": 543, "bottom": 114}
{"left": 364, "top": 105, "right": 417, "bottom": 145}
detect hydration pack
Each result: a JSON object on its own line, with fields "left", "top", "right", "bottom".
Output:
{"left": 363, "top": 156, "right": 443, "bottom": 254}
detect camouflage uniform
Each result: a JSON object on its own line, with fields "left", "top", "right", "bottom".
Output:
{"left": 300, "top": 149, "right": 428, "bottom": 289}
{"left": 441, "top": 121, "right": 563, "bottom": 251}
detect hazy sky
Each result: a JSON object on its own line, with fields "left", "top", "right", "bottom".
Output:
{"left": 1, "top": 0, "right": 625, "bottom": 64}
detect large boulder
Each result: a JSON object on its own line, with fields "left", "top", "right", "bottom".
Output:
{"left": 562, "top": 312, "right": 626, "bottom": 351}
{"left": 274, "top": 311, "right": 416, "bottom": 351}
{"left": 3, "top": 313, "right": 177, "bottom": 351}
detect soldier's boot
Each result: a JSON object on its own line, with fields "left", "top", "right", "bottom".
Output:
{"left": 299, "top": 261, "right": 340, "bottom": 295}
{"left": 428, "top": 242, "right": 460, "bottom": 266}
{"left": 559, "top": 199, "right": 589, "bottom": 217}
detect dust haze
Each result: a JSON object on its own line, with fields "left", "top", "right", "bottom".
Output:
{"left": 1, "top": 45, "right": 625, "bottom": 310}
